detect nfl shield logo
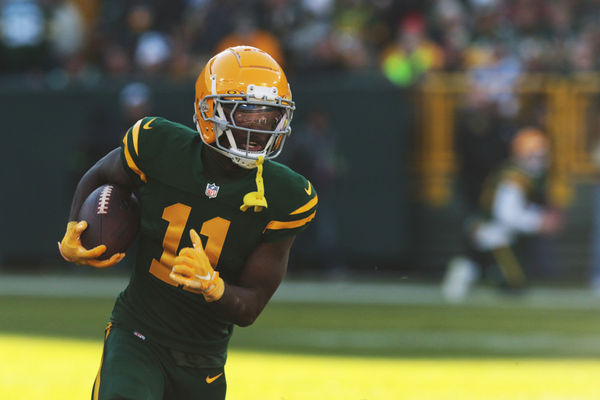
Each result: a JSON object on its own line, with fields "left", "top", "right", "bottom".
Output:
{"left": 205, "top": 183, "right": 220, "bottom": 199}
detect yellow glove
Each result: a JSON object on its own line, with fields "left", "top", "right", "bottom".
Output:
{"left": 170, "top": 229, "right": 225, "bottom": 302}
{"left": 58, "top": 221, "right": 125, "bottom": 268}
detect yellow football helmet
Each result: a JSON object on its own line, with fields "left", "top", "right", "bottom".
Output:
{"left": 511, "top": 127, "right": 548, "bottom": 157}
{"left": 511, "top": 127, "right": 550, "bottom": 175}
{"left": 194, "top": 46, "right": 295, "bottom": 168}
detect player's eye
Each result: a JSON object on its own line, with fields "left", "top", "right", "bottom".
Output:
{"left": 223, "top": 104, "right": 284, "bottom": 131}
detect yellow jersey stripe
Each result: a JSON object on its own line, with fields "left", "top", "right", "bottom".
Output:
{"left": 264, "top": 210, "right": 316, "bottom": 231}
{"left": 105, "top": 322, "right": 112, "bottom": 339}
{"left": 290, "top": 195, "right": 318, "bottom": 215}
{"left": 122, "top": 131, "right": 147, "bottom": 183}
{"left": 132, "top": 119, "right": 143, "bottom": 156}
{"left": 93, "top": 363, "right": 101, "bottom": 399}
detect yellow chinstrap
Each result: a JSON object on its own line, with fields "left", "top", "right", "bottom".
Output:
{"left": 240, "top": 156, "right": 268, "bottom": 212}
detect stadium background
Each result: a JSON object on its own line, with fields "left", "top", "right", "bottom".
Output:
{"left": 1, "top": 0, "right": 600, "bottom": 399}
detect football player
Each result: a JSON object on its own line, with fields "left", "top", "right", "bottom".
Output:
{"left": 443, "top": 127, "right": 562, "bottom": 300}
{"left": 58, "top": 46, "right": 317, "bottom": 399}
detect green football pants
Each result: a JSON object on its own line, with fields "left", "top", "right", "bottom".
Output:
{"left": 92, "top": 324, "right": 226, "bottom": 400}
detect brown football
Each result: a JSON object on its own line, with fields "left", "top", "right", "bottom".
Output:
{"left": 78, "top": 184, "right": 140, "bottom": 260}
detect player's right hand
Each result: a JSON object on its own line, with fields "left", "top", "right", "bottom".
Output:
{"left": 58, "top": 221, "right": 124, "bottom": 268}
{"left": 170, "top": 229, "right": 225, "bottom": 302}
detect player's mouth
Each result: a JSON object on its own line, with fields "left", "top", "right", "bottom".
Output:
{"left": 239, "top": 141, "right": 264, "bottom": 152}
{"left": 231, "top": 130, "right": 270, "bottom": 152}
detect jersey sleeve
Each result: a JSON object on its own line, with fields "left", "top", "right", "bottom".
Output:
{"left": 262, "top": 176, "right": 318, "bottom": 243}
{"left": 120, "top": 116, "right": 186, "bottom": 186}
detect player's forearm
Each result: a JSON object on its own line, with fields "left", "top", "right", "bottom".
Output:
{"left": 68, "top": 165, "right": 109, "bottom": 220}
{"left": 68, "top": 148, "right": 132, "bottom": 220}
{"left": 212, "top": 283, "right": 270, "bottom": 327}
{"left": 204, "top": 237, "right": 294, "bottom": 326}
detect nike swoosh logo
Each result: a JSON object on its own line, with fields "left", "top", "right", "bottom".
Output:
{"left": 304, "top": 182, "right": 312, "bottom": 196}
{"left": 143, "top": 117, "right": 157, "bottom": 130}
{"left": 206, "top": 373, "right": 223, "bottom": 384}
{"left": 195, "top": 272, "right": 212, "bottom": 281}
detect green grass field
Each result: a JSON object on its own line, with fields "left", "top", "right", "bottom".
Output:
{"left": 2, "top": 277, "right": 600, "bottom": 399}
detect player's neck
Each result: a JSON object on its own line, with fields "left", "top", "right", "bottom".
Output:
{"left": 201, "top": 145, "right": 250, "bottom": 180}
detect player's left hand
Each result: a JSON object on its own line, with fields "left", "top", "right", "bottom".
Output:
{"left": 170, "top": 229, "right": 225, "bottom": 302}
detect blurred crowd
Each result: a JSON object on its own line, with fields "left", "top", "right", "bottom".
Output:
{"left": 2, "top": 0, "right": 600, "bottom": 86}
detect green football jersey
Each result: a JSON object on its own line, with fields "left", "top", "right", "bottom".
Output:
{"left": 111, "top": 116, "right": 317, "bottom": 365}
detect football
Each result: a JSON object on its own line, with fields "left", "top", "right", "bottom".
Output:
{"left": 78, "top": 184, "right": 140, "bottom": 260}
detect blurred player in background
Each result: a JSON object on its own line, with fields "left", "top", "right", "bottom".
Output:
{"left": 443, "top": 127, "right": 562, "bottom": 301}
{"left": 58, "top": 46, "right": 317, "bottom": 399}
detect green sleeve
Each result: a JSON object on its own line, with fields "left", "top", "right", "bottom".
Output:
{"left": 120, "top": 116, "right": 194, "bottom": 186}
{"left": 262, "top": 171, "right": 318, "bottom": 243}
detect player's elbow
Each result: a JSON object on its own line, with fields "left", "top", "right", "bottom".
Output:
{"left": 234, "top": 304, "right": 265, "bottom": 327}
{"left": 235, "top": 313, "right": 258, "bottom": 327}
{"left": 228, "top": 292, "right": 268, "bottom": 327}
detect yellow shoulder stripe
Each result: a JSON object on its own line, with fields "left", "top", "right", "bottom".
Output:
{"left": 264, "top": 210, "right": 316, "bottom": 232}
{"left": 290, "top": 195, "right": 318, "bottom": 215}
{"left": 132, "top": 119, "right": 143, "bottom": 156}
{"left": 122, "top": 130, "right": 147, "bottom": 183}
